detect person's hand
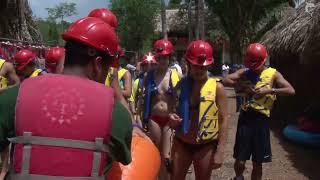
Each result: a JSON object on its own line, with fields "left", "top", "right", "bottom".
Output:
{"left": 211, "top": 150, "right": 224, "bottom": 169}
{"left": 0, "top": 166, "right": 8, "bottom": 180}
{"left": 0, "top": 172, "right": 7, "bottom": 180}
{"left": 253, "top": 88, "right": 272, "bottom": 99}
{"left": 168, "top": 113, "right": 182, "bottom": 129}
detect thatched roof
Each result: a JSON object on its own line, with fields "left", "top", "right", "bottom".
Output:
{"left": 261, "top": 1, "right": 320, "bottom": 65}
{"left": 260, "top": 1, "right": 320, "bottom": 107}
{"left": 155, "top": 9, "right": 189, "bottom": 34}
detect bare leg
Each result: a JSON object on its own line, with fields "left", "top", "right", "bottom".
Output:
{"left": 193, "top": 143, "right": 215, "bottom": 180}
{"left": 159, "top": 126, "right": 173, "bottom": 180}
{"left": 234, "top": 160, "right": 246, "bottom": 179}
{"left": 251, "top": 162, "right": 262, "bottom": 180}
{"left": 148, "top": 120, "right": 168, "bottom": 180}
{"left": 148, "top": 120, "right": 162, "bottom": 146}
{"left": 171, "top": 138, "right": 193, "bottom": 180}
{"left": 162, "top": 126, "right": 173, "bottom": 160}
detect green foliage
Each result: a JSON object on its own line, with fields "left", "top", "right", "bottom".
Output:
{"left": 168, "top": 0, "right": 182, "bottom": 9}
{"left": 206, "top": 0, "right": 287, "bottom": 63}
{"left": 45, "top": 2, "right": 77, "bottom": 22}
{"left": 36, "top": 18, "right": 70, "bottom": 46}
{"left": 111, "top": 0, "right": 160, "bottom": 53}
{"left": 40, "top": 2, "right": 77, "bottom": 46}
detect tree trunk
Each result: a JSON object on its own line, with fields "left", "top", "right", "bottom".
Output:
{"left": 198, "top": 0, "right": 205, "bottom": 40}
{"left": 195, "top": 0, "right": 199, "bottom": 39}
{"left": 229, "top": 38, "right": 242, "bottom": 64}
{"left": 188, "top": 0, "right": 193, "bottom": 42}
{"left": 160, "top": 0, "right": 168, "bottom": 39}
{"left": 0, "top": 0, "right": 40, "bottom": 42}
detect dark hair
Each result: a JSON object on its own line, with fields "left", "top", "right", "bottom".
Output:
{"left": 64, "top": 41, "right": 113, "bottom": 67}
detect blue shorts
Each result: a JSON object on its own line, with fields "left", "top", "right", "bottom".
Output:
{"left": 233, "top": 109, "right": 272, "bottom": 163}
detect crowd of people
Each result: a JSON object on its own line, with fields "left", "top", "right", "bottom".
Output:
{"left": 0, "top": 8, "right": 296, "bottom": 180}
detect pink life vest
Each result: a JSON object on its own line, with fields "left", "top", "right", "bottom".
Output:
{"left": 11, "top": 74, "right": 114, "bottom": 179}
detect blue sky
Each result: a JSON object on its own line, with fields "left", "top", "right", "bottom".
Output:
{"left": 29, "top": 0, "right": 111, "bottom": 22}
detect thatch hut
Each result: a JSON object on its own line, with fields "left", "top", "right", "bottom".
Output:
{"left": 261, "top": 0, "right": 320, "bottom": 122}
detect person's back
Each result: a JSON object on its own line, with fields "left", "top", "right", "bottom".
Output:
{"left": 12, "top": 74, "right": 113, "bottom": 177}
{"left": 0, "top": 17, "right": 133, "bottom": 179}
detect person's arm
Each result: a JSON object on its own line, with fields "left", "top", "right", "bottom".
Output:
{"left": 121, "top": 71, "right": 132, "bottom": 99}
{"left": 110, "top": 70, "right": 130, "bottom": 110}
{"left": 212, "top": 82, "right": 229, "bottom": 169}
{"left": 0, "top": 147, "right": 9, "bottom": 180}
{"left": 216, "top": 82, "right": 228, "bottom": 152}
{"left": 168, "top": 81, "right": 183, "bottom": 129}
{"left": 6, "top": 63, "right": 20, "bottom": 86}
{"left": 272, "top": 71, "right": 295, "bottom": 96}
{"left": 253, "top": 71, "right": 295, "bottom": 97}
{"left": 106, "top": 101, "right": 132, "bottom": 173}
{"left": 222, "top": 69, "right": 246, "bottom": 87}
{"left": 0, "top": 63, "right": 20, "bottom": 93}
{"left": 128, "top": 79, "right": 138, "bottom": 115}
{"left": 0, "top": 86, "right": 19, "bottom": 179}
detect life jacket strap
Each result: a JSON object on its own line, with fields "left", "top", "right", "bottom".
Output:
{"left": 9, "top": 132, "right": 107, "bottom": 180}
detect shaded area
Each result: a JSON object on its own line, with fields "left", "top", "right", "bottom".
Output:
{"left": 269, "top": 117, "right": 320, "bottom": 179}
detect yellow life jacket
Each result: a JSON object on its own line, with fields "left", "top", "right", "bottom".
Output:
{"left": 196, "top": 78, "right": 219, "bottom": 142}
{"left": 30, "top": 69, "right": 43, "bottom": 77}
{"left": 0, "top": 59, "right": 8, "bottom": 88}
{"left": 242, "top": 67, "right": 277, "bottom": 117}
{"left": 170, "top": 68, "right": 180, "bottom": 88}
{"left": 129, "top": 78, "right": 140, "bottom": 103}
{"left": 105, "top": 68, "right": 128, "bottom": 88}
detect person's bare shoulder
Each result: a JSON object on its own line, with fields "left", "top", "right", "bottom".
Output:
{"left": 216, "top": 81, "right": 226, "bottom": 93}
{"left": 2, "top": 62, "right": 15, "bottom": 74}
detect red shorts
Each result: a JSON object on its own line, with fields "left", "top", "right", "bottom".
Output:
{"left": 150, "top": 115, "right": 170, "bottom": 127}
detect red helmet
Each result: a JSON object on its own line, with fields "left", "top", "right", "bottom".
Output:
{"left": 46, "top": 47, "right": 65, "bottom": 64}
{"left": 14, "top": 49, "right": 36, "bottom": 71}
{"left": 245, "top": 43, "right": 268, "bottom": 70}
{"left": 185, "top": 40, "right": 213, "bottom": 66}
{"left": 88, "top": 8, "right": 118, "bottom": 29}
{"left": 153, "top": 39, "right": 173, "bottom": 57}
{"left": 45, "top": 47, "right": 65, "bottom": 72}
{"left": 141, "top": 52, "right": 157, "bottom": 65}
{"left": 62, "top": 17, "right": 118, "bottom": 57}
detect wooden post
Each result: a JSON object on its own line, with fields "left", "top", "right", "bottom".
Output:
{"left": 160, "top": 0, "right": 168, "bottom": 39}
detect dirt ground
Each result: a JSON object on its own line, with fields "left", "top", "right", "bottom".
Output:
{"left": 186, "top": 88, "right": 320, "bottom": 180}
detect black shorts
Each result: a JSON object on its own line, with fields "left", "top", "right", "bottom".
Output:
{"left": 233, "top": 109, "right": 272, "bottom": 163}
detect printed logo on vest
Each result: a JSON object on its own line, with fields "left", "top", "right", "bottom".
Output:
{"left": 41, "top": 87, "right": 86, "bottom": 125}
